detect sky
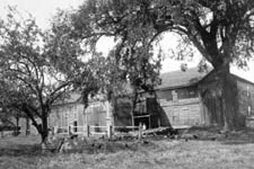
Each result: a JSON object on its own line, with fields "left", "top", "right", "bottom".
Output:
{"left": 0, "top": 0, "right": 82, "bottom": 29}
{"left": 0, "top": 0, "right": 254, "bottom": 82}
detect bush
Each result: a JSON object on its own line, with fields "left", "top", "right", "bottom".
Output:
{"left": 0, "top": 125, "right": 19, "bottom": 132}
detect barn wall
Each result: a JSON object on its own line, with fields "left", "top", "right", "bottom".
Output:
{"left": 156, "top": 86, "right": 203, "bottom": 126}
{"left": 199, "top": 79, "right": 224, "bottom": 126}
{"left": 236, "top": 79, "right": 254, "bottom": 127}
{"left": 49, "top": 108, "right": 61, "bottom": 127}
{"left": 84, "top": 101, "right": 107, "bottom": 126}
{"left": 197, "top": 71, "right": 241, "bottom": 127}
{"left": 49, "top": 102, "right": 86, "bottom": 133}
{"left": 199, "top": 73, "right": 254, "bottom": 127}
{"left": 237, "top": 79, "right": 254, "bottom": 116}
{"left": 158, "top": 97, "right": 202, "bottom": 126}
{"left": 50, "top": 100, "right": 112, "bottom": 134}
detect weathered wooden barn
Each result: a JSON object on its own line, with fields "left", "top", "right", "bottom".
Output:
{"left": 149, "top": 68, "right": 209, "bottom": 127}
{"left": 48, "top": 93, "right": 83, "bottom": 133}
{"left": 49, "top": 93, "right": 112, "bottom": 134}
{"left": 49, "top": 67, "right": 254, "bottom": 132}
{"left": 153, "top": 67, "right": 254, "bottom": 127}
{"left": 114, "top": 67, "right": 254, "bottom": 128}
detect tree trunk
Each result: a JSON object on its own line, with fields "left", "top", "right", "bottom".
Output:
{"left": 22, "top": 105, "right": 49, "bottom": 144}
{"left": 107, "top": 89, "right": 116, "bottom": 127}
{"left": 26, "top": 117, "right": 30, "bottom": 135}
{"left": 215, "top": 65, "right": 241, "bottom": 131}
{"left": 40, "top": 113, "right": 49, "bottom": 144}
{"left": 131, "top": 88, "right": 139, "bottom": 128}
{"left": 40, "top": 131, "right": 48, "bottom": 144}
{"left": 15, "top": 116, "right": 20, "bottom": 135}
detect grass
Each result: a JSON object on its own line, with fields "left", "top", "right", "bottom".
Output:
{"left": 1, "top": 129, "right": 254, "bottom": 169}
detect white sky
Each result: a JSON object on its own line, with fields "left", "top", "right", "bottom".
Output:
{"left": 0, "top": 0, "right": 82, "bottom": 29}
{"left": 0, "top": 0, "right": 254, "bottom": 82}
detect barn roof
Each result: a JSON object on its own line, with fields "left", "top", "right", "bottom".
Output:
{"left": 157, "top": 67, "right": 211, "bottom": 90}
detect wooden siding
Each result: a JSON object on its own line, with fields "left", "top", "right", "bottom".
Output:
{"left": 49, "top": 103, "right": 85, "bottom": 133}
{"left": 84, "top": 101, "right": 107, "bottom": 126}
{"left": 158, "top": 97, "right": 202, "bottom": 126}
{"left": 237, "top": 80, "right": 254, "bottom": 116}
{"left": 200, "top": 72, "right": 254, "bottom": 127}
{"left": 236, "top": 79, "right": 254, "bottom": 127}
{"left": 199, "top": 72, "right": 225, "bottom": 126}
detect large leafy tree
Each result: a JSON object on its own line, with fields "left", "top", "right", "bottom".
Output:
{"left": 52, "top": 2, "right": 163, "bottom": 125}
{"left": 62, "top": 0, "right": 254, "bottom": 130}
{"left": 0, "top": 8, "right": 83, "bottom": 143}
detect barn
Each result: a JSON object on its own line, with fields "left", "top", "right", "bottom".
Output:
{"left": 154, "top": 67, "right": 254, "bottom": 128}
{"left": 152, "top": 67, "right": 209, "bottom": 127}
{"left": 48, "top": 93, "right": 112, "bottom": 134}
{"left": 48, "top": 67, "right": 254, "bottom": 133}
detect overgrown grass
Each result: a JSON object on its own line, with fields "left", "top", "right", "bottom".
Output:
{"left": 1, "top": 130, "right": 254, "bottom": 169}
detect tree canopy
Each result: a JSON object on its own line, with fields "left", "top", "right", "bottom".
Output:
{"left": 70, "top": 0, "right": 254, "bottom": 69}
{"left": 50, "top": 0, "right": 254, "bottom": 98}
{"left": 58, "top": 0, "right": 254, "bottom": 129}
{"left": 53, "top": 1, "right": 163, "bottom": 94}
{"left": 0, "top": 8, "right": 84, "bottom": 142}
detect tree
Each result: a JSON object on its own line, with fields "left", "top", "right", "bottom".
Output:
{"left": 0, "top": 104, "right": 23, "bottom": 135}
{"left": 61, "top": 0, "right": 254, "bottom": 130}
{"left": 51, "top": 2, "right": 163, "bottom": 125}
{"left": 0, "top": 8, "right": 81, "bottom": 143}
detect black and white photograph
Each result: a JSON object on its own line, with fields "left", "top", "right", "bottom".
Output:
{"left": 1, "top": 0, "right": 254, "bottom": 168}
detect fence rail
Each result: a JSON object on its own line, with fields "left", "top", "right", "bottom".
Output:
{"left": 113, "top": 126, "right": 139, "bottom": 129}
{"left": 53, "top": 124, "right": 143, "bottom": 138}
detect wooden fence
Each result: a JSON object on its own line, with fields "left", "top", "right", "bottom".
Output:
{"left": 54, "top": 125, "right": 141, "bottom": 138}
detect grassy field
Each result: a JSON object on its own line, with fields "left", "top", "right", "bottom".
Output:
{"left": 1, "top": 130, "right": 254, "bottom": 169}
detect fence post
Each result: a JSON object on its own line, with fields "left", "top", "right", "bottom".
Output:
{"left": 138, "top": 124, "right": 142, "bottom": 140}
{"left": 86, "top": 125, "right": 90, "bottom": 137}
{"left": 53, "top": 126, "right": 58, "bottom": 135}
{"left": 107, "top": 125, "right": 112, "bottom": 139}
{"left": 68, "top": 126, "right": 72, "bottom": 135}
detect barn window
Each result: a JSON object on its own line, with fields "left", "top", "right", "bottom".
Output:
{"left": 73, "top": 121, "right": 78, "bottom": 132}
{"left": 156, "top": 90, "right": 173, "bottom": 101}
{"left": 177, "top": 87, "right": 198, "bottom": 99}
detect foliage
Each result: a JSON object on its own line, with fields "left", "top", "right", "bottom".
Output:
{"left": 0, "top": 7, "right": 81, "bottom": 142}
{"left": 52, "top": 2, "right": 163, "bottom": 101}
{"left": 71, "top": 0, "right": 254, "bottom": 70}
{"left": 63, "top": 0, "right": 254, "bottom": 129}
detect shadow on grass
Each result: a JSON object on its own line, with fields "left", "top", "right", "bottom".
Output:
{"left": 222, "top": 140, "right": 254, "bottom": 145}
{"left": 0, "top": 143, "right": 44, "bottom": 157}
{"left": 182, "top": 126, "right": 254, "bottom": 145}
{"left": 0, "top": 135, "right": 50, "bottom": 157}
{"left": 0, "top": 135, "right": 156, "bottom": 157}
{"left": 220, "top": 130, "right": 254, "bottom": 145}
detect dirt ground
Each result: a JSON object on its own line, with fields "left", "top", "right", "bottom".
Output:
{"left": 1, "top": 128, "right": 254, "bottom": 169}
